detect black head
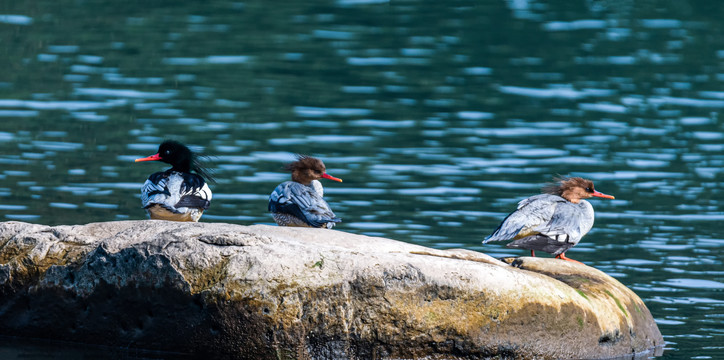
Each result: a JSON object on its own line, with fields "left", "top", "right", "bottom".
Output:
{"left": 135, "top": 140, "right": 215, "bottom": 182}
{"left": 136, "top": 140, "right": 192, "bottom": 171}
{"left": 157, "top": 141, "right": 193, "bottom": 169}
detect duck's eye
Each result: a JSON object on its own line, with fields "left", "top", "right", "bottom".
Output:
{"left": 314, "top": 170, "right": 322, "bottom": 174}
{"left": 585, "top": 187, "right": 592, "bottom": 192}
{"left": 164, "top": 150, "right": 171, "bottom": 155}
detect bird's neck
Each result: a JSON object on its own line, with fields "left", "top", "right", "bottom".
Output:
{"left": 560, "top": 189, "right": 580, "bottom": 203}
{"left": 291, "top": 171, "right": 312, "bottom": 185}
{"left": 170, "top": 162, "right": 192, "bottom": 174}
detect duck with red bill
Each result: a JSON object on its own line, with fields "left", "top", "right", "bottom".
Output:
{"left": 268, "top": 154, "right": 342, "bottom": 228}
{"left": 134, "top": 140, "right": 213, "bottom": 222}
{"left": 484, "top": 177, "right": 615, "bottom": 264}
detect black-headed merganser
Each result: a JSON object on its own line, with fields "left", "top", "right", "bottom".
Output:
{"left": 268, "top": 155, "right": 342, "bottom": 228}
{"left": 484, "top": 177, "right": 615, "bottom": 264}
{"left": 135, "top": 140, "right": 213, "bottom": 222}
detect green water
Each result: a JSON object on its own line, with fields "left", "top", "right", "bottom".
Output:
{"left": 0, "top": 0, "right": 723, "bottom": 358}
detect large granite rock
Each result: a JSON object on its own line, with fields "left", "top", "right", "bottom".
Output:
{"left": 0, "top": 220, "right": 663, "bottom": 359}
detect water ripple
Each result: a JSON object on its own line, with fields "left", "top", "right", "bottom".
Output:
{"left": 0, "top": 99, "right": 127, "bottom": 111}
{"left": 659, "top": 279, "right": 724, "bottom": 290}
{"left": 0, "top": 14, "right": 33, "bottom": 25}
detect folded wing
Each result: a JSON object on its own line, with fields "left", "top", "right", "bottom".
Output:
{"left": 269, "top": 181, "right": 340, "bottom": 228}
{"left": 484, "top": 194, "right": 562, "bottom": 243}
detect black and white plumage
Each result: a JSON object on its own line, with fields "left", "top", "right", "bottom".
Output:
{"left": 268, "top": 155, "right": 342, "bottom": 228}
{"left": 484, "top": 177, "right": 614, "bottom": 263}
{"left": 135, "top": 140, "right": 214, "bottom": 222}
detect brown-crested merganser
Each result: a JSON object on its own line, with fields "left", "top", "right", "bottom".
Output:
{"left": 268, "top": 155, "right": 342, "bottom": 228}
{"left": 134, "top": 140, "right": 213, "bottom": 222}
{"left": 484, "top": 177, "right": 615, "bottom": 264}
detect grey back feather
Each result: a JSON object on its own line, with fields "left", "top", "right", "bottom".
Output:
{"left": 485, "top": 194, "right": 594, "bottom": 245}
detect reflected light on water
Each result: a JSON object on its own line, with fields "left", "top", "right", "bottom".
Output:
{"left": 0, "top": 0, "right": 723, "bottom": 358}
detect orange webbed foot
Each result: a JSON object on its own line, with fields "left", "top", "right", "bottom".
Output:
{"left": 555, "top": 252, "right": 584, "bottom": 265}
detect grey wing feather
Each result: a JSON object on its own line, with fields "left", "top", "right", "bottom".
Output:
{"left": 533, "top": 201, "right": 593, "bottom": 246}
{"left": 484, "top": 194, "right": 563, "bottom": 243}
{"left": 269, "top": 182, "right": 340, "bottom": 228}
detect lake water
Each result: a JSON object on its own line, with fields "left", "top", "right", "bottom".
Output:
{"left": 0, "top": 0, "right": 723, "bottom": 358}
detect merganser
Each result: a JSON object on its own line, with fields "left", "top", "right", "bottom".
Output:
{"left": 268, "top": 155, "right": 342, "bottom": 228}
{"left": 134, "top": 140, "right": 213, "bottom": 222}
{"left": 484, "top": 177, "right": 615, "bottom": 263}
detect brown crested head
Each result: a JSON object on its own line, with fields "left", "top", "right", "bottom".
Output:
{"left": 284, "top": 154, "right": 342, "bottom": 185}
{"left": 542, "top": 176, "right": 615, "bottom": 203}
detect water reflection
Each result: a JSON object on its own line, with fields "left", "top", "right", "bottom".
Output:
{"left": 1, "top": 0, "right": 723, "bottom": 358}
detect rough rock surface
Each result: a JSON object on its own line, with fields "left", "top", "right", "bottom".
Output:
{"left": 0, "top": 220, "right": 663, "bottom": 359}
